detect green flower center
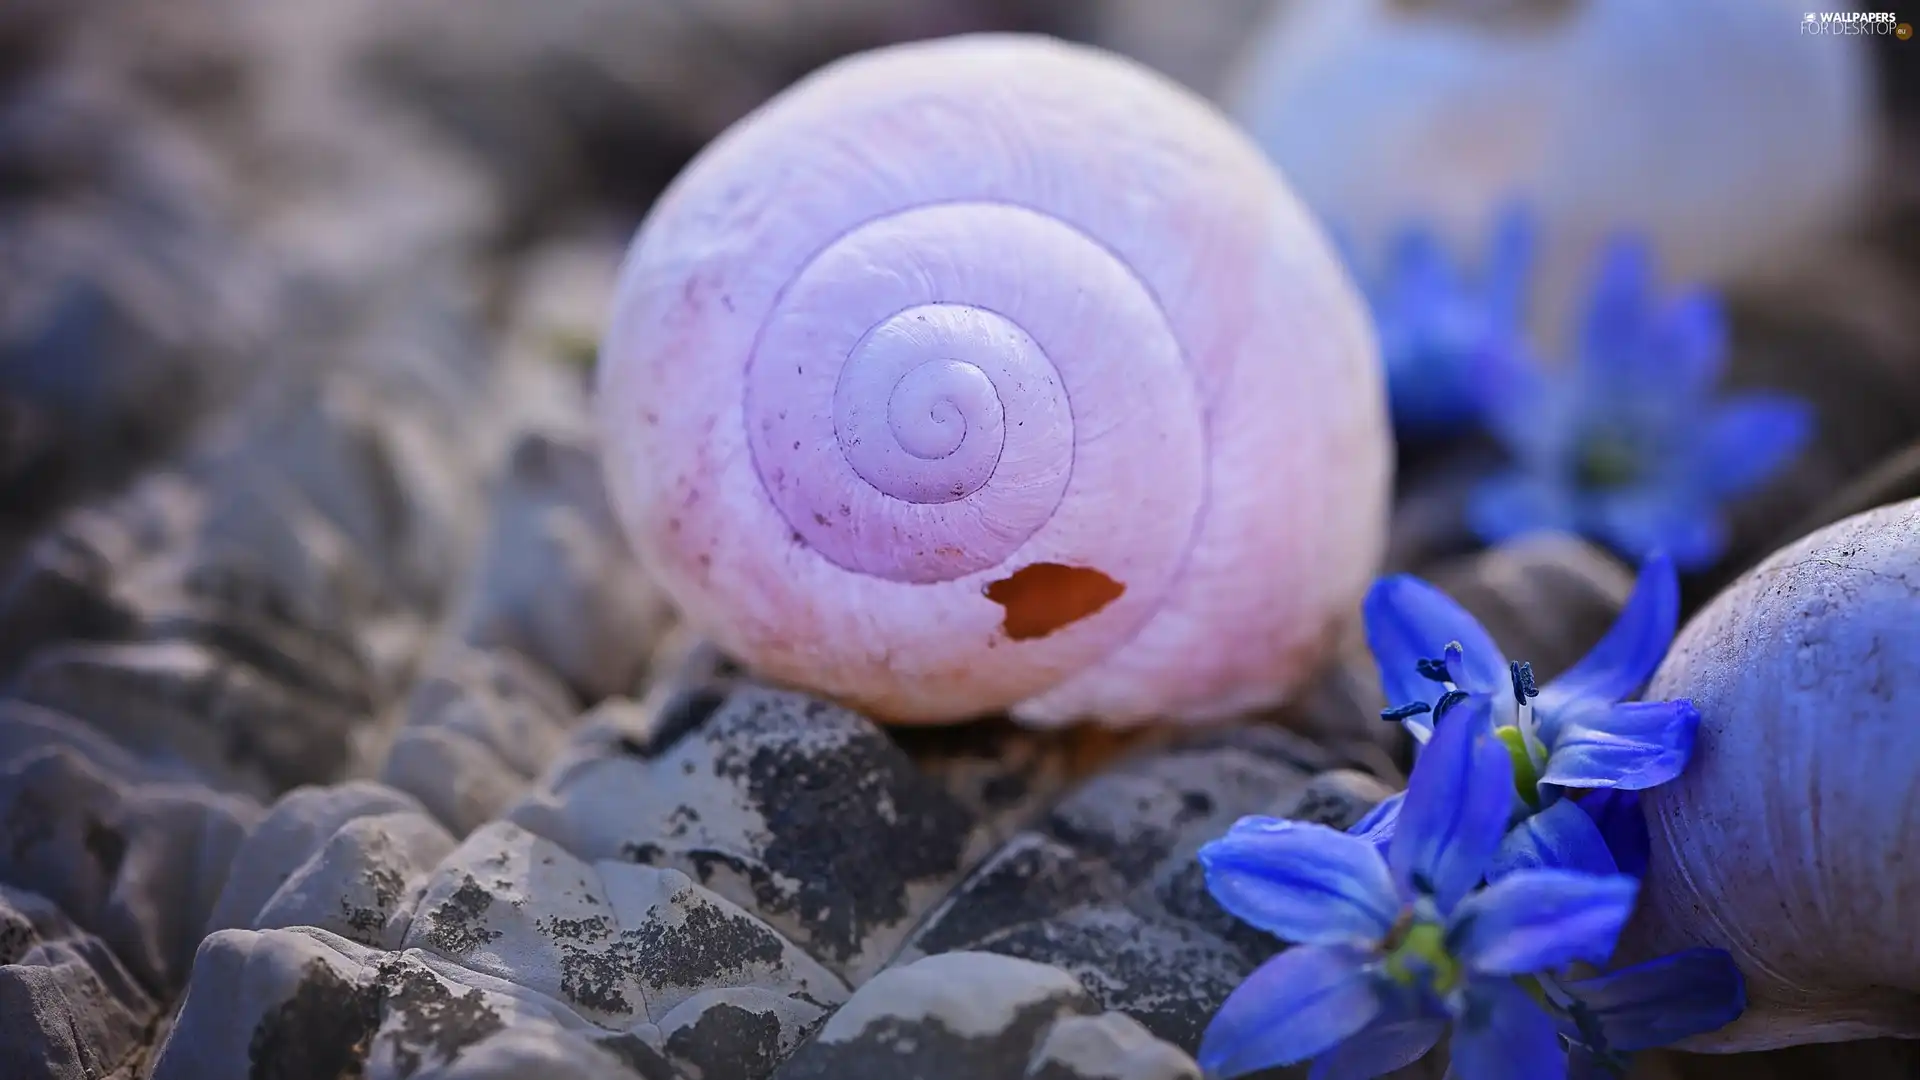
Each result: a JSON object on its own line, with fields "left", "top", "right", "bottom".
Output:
{"left": 1383, "top": 919, "right": 1462, "bottom": 994}
{"left": 1496, "top": 724, "right": 1543, "bottom": 809}
{"left": 1574, "top": 432, "right": 1643, "bottom": 490}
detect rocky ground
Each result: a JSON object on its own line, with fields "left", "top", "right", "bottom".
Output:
{"left": 2, "top": 2, "right": 1918, "bottom": 1079}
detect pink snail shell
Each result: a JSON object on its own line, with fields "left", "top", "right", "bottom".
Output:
{"left": 594, "top": 34, "right": 1391, "bottom": 726}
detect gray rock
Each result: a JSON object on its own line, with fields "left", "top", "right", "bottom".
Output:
{"left": 382, "top": 645, "right": 580, "bottom": 836}
{"left": 0, "top": 884, "right": 160, "bottom": 1080}
{"left": 452, "top": 430, "right": 672, "bottom": 704}
{"left": 145, "top": 553, "right": 379, "bottom": 714}
{"left": 404, "top": 821, "right": 847, "bottom": 1030}
{"left": 150, "top": 925, "right": 672, "bottom": 1080}
{"left": 7, "top": 638, "right": 362, "bottom": 798}
{"left": 1025, "top": 1012, "right": 1201, "bottom": 1080}
{"left": 772, "top": 951, "right": 1097, "bottom": 1080}
{"left": 0, "top": 700, "right": 158, "bottom": 786}
{"left": 0, "top": 66, "right": 273, "bottom": 525}
{"left": 208, "top": 781, "right": 446, "bottom": 938}
{"left": 657, "top": 986, "right": 829, "bottom": 1080}
{"left": 0, "top": 741, "right": 257, "bottom": 990}
{"left": 192, "top": 372, "right": 473, "bottom": 611}
{"left": 0, "top": 496, "right": 148, "bottom": 680}
{"left": 191, "top": 468, "right": 378, "bottom": 629}
{"left": 901, "top": 725, "right": 1357, "bottom": 1050}
{"left": 255, "top": 810, "right": 456, "bottom": 949}
{"left": 510, "top": 684, "right": 984, "bottom": 984}
{"left": 386, "top": 727, "right": 541, "bottom": 841}
{"left": 1283, "top": 769, "right": 1398, "bottom": 832}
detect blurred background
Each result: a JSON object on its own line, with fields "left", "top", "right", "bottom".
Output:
{"left": 3, "top": 0, "right": 1917, "bottom": 600}
{"left": 1, "top": 0, "right": 1915, "bottom": 580}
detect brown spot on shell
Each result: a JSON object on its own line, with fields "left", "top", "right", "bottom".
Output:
{"left": 983, "top": 563, "right": 1125, "bottom": 641}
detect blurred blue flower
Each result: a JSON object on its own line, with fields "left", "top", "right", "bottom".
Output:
{"left": 1196, "top": 695, "right": 1640, "bottom": 1079}
{"left": 1365, "top": 551, "right": 1698, "bottom": 807}
{"left": 1345, "top": 208, "right": 1534, "bottom": 437}
{"left": 1468, "top": 236, "right": 1813, "bottom": 570}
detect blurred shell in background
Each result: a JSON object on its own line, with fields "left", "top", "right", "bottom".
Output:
{"left": 1222, "top": 0, "right": 1879, "bottom": 336}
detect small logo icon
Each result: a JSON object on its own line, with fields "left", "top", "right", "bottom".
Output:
{"left": 1899, "top": 21, "right": 1913, "bottom": 39}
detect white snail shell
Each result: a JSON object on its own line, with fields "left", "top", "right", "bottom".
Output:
{"left": 595, "top": 34, "right": 1390, "bottom": 726}
{"left": 1223, "top": 0, "right": 1877, "bottom": 332}
{"left": 1629, "top": 497, "right": 1920, "bottom": 1050}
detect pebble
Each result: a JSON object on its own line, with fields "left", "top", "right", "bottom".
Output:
{"left": 403, "top": 820, "right": 846, "bottom": 1031}
{"left": 899, "top": 724, "right": 1372, "bottom": 1051}
{"left": 0, "top": 884, "right": 161, "bottom": 1080}
{"left": 772, "top": 951, "right": 1200, "bottom": 1080}
{"left": 381, "top": 644, "right": 581, "bottom": 837}
{"left": 208, "top": 781, "right": 454, "bottom": 951}
{"left": 451, "top": 430, "right": 673, "bottom": 704}
{"left": 509, "top": 684, "right": 986, "bottom": 985}
{"left": 149, "top": 925, "right": 666, "bottom": 1080}
{"left": 0, "top": 712, "right": 258, "bottom": 991}
{"left": 1024, "top": 1012, "right": 1201, "bottom": 1080}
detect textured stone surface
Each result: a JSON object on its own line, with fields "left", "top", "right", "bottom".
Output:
{"left": 209, "top": 781, "right": 455, "bottom": 951}
{"left": 0, "top": 883, "right": 161, "bottom": 1080}
{"left": 899, "top": 725, "right": 1369, "bottom": 1051}
{"left": 511, "top": 684, "right": 984, "bottom": 984}
{"left": 149, "top": 926, "right": 665, "bottom": 1080}
{"left": 772, "top": 951, "right": 1200, "bottom": 1080}
{"left": 0, "top": 724, "right": 258, "bottom": 991}
{"left": 774, "top": 952, "right": 1096, "bottom": 1080}
{"left": 8, "top": 639, "right": 363, "bottom": 799}
{"left": 0, "top": 62, "right": 274, "bottom": 530}
{"left": 452, "top": 430, "right": 672, "bottom": 704}
{"left": 381, "top": 644, "right": 581, "bottom": 837}
{"left": 403, "top": 821, "right": 846, "bottom": 1031}
{"left": 1025, "top": 1011, "right": 1202, "bottom": 1080}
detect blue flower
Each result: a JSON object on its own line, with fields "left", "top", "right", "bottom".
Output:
{"left": 1556, "top": 949, "right": 1747, "bottom": 1078}
{"left": 1484, "top": 798, "right": 1745, "bottom": 1076}
{"left": 1344, "top": 207, "right": 1535, "bottom": 437}
{"left": 1342, "top": 766, "right": 1745, "bottom": 1077}
{"left": 1365, "top": 550, "right": 1699, "bottom": 808}
{"left": 1467, "top": 236, "right": 1813, "bottom": 570}
{"left": 1197, "top": 695, "right": 1640, "bottom": 1079}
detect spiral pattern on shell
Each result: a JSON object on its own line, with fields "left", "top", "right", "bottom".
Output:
{"left": 596, "top": 34, "right": 1390, "bottom": 725}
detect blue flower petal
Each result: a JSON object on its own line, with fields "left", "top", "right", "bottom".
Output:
{"left": 1198, "top": 945, "right": 1383, "bottom": 1079}
{"left": 1363, "top": 576, "right": 1507, "bottom": 709}
{"left": 1388, "top": 695, "right": 1511, "bottom": 912}
{"left": 1647, "top": 288, "right": 1728, "bottom": 403}
{"left": 1307, "top": 1014, "right": 1446, "bottom": 1080}
{"left": 1447, "top": 869, "right": 1638, "bottom": 975}
{"left": 1561, "top": 949, "right": 1747, "bottom": 1053}
{"left": 1534, "top": 552, "right": 1678, "bottom": 715}
{"left": 1539, "top": 699, "right": 1700, "bottom": 790}
{"left": 1449, "top": 977, "right": 1568, "bottom": 1080}
{"left": 1576, "top": 789, "right": 1650, "bottom": 879}
{"left": 1348, "top": 792, "right": 1404, "bottom": 856}
{"left": 1577, "top": 237, "right": 1655, "bottom": 387}
{"left": 1490, "top": 798, "right": 1619, "bottom": 880}
{"left": 1590, "top": 491, "right": 1725, "bottom": 571}
{"left": 1694, "top": 394, "right": 1814, "bottom": 499}
{"left": 1482, "top": 204, "right": 1536, "bottom": 329}
{"left": 1199, "top": 818, "right": 1400, "bottom": 946}
{"left": 1468, "top": 470, "right": 1581, "bottom": 546}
